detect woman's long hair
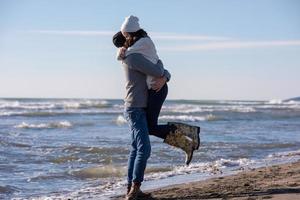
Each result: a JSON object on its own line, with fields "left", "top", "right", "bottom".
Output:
{"left": 124, "top": 29, "right": 148, "bottom": 48}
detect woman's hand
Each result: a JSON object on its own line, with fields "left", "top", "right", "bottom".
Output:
{"left": 117, "top": 47, "right": 126, "bottom": 60}
{"left": 151, "top": 76, "right": 167, "bottom": 92}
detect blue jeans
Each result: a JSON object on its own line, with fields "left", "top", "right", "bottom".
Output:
{"left": 124, "top": 107, "right": 151, "bottom": 184}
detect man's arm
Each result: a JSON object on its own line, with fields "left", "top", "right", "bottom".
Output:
{"left": 154, "top": 59, "right": 171, "bottom": 82}
{"left": 123, "top": 53, "right": 164, "bottom": 77}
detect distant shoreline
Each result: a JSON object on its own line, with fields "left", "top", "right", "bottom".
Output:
{"left": 0, "top": 97, "right": 289, "bottom": 101}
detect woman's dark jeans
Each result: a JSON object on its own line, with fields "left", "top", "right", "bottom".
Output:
{"left": 146, "top": 84, "right": 171, "bottom": 140}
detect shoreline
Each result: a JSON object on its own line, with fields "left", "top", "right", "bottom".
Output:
{"left": 113, "top": 160, "right": 300, "bottom": 200}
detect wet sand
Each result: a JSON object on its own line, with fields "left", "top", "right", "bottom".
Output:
{"left": 113, "top": 160, "right": 300, "bottom": 200}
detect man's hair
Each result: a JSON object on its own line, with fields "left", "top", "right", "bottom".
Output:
{"left": 112, "top": 31, "right": 126, "bottom": 48}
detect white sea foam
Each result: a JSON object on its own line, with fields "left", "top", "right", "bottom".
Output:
{"left": 144, "top": 158, "right": 255, "bottom": 181}
{"left": 268, "top": 99, "right": 283, "bottom": 104}
{"left": 218, "top": 100, "right": 262, "bottom": 105}
{"left": 70, "top": 165, "right": 126, "bottom": 179}
{"left": 164, "top": 102, "right": 300, "bottom": 113}
{"left": 115, "top": 115, "right": 127, "bottom": 125}
{"left": 159, "top": 114, "right": 218, "bottom": 122}
{"left": 266, "top": 99, "right": 300, "bottom": 107}
{"left": 14, "top": 121, "right": 72, "bottom": 129}
{"left": 0, "top": 99, "right": 110, "bottom": 110}
{"left": 0, "top": 108, "right": 123, "bottom": 117}
{"left": 162, "top": 104, "right": 207, "bottom": 113}
{"left": 0, "top": 101, "right": 56, "bottom": 110}
{"left": 31, "top": 158, "right": 254, "bottom": 200}
{"left": 162, "top": 104, "right": 257, "bottom": 114}
{"left": 62, "top": 100, "right": 109, "bottom": 109}
{"left": 31, "top": 150, "right": 300, "bottom": 200}
{"left": 214, "top": 158, "right": 255, "bottom": 168}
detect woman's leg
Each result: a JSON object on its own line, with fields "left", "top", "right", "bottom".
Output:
{"left": 146, "top": 84, "right": 172, "bottom": 140}
{"left": 146, "top": 84, "right": 200, "bottom": 166}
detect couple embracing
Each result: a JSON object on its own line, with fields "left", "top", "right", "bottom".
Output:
{"left": 112, "top": 15, "right": 200, "bottom": 200}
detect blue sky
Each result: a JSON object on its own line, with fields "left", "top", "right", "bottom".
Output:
{"left": 0, "top": 0, "right": 300, "bottom": 100}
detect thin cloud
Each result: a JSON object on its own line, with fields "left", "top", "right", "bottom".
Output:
{"left": 23, "top": 30, "right": 115, "bottom": 36}
{"left": 22, "top": 30, "right": 300, "bottom": 51}
{"left": 160, "top": 40, "right": 300, "bottom": 51}
{"left": 23, "top": 30, "right": 231, "bottom": 41}
{"left": 150, "top": 32, "right": 231, "bottom": 41}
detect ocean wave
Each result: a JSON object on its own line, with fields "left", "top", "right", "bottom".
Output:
{"left": 62, "top": 146, "right": 128, "bottom": 155}
{"left": 267, "top": 99, "right": 300, "bottom": 106}
{"left": 214, "top": 158, "right": 255, "bottom": 168}
{"left": 242, "top": 143, "right": 298, "bottom": 150}
{"left": 218, "top": 100, "right": 262, "bottom": 105}
{"left": 0, "top": 185, "right": 19, "bottom": 194}
{"left": 0, "top": 111, "right": 63, "bottom": 117}
{"left": 27, "top": 173, "right": 69, "bottom": 182}
{"left": 163, "top": 103, "right": 300, "bottom": 114}
{"left": 61, "top": 100, "right": 111, "bottom": 109}
{"left": 31, "top": 151, "right": 300, "bottom": 200}
{"left": 31, "top": 158, "right": 253, "bottom": 199}
{"left": 268, "top": 99, "right": 283, "bottom": 104}
{"left": 114, "top": 114, "right": 218, "bottom": 125}
{"left": 267, "top": 149, "right": 300, "bottom": 159}
{"left": 159, "top": 114, "right": 218, "bottom": 122}
{"left": 50, "top": 156, "right": 81, "bottom": 164}
{"left": 162, "top": 104, "right": 257, "bottom": 114}
{"left": 0, "top": 99, "right": 112, "bottom": 110}
{"left": 145, "top": 158, "right": 255, "bottom": 181}
{"left": 0, "top": 100, "right": 55, "bottom": 110}
{"left": 2, "top": 99, "right": 300, "bottom": 119}
{"left": 115, "top": 115, "right": 127, "bottom": 125}
{"left": 70, "top": 165, "right": 126, "bottom": 179}
{"left": 0, "top": 109, "right": 122, "bottom": 117}
{"left": 14, "top": 121, "right": 72, "bottom": 129}
{"left": 0, "top": 140, "right": 32, "bottom": 148}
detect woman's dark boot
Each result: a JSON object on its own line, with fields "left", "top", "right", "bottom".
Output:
{"left": 168, "top": 122, "right": 200, "bottom": 150}
{"left": 164, "top": 129, "right": 195, "bottom": 165}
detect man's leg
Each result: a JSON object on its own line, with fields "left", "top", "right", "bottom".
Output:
{"left": 131, "top": 109, "right": 151, "bottom": 183}
{"left": 124, "top": 109, "right": 138, "bottom": 187}
{"left": 125, "top": 108, "right": 151, "bottom": 200}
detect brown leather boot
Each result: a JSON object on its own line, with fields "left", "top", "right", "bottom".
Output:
{"left": 127, "top": 183, "right": 151, "bottom": 197}
{"left": 125, "top": 182, "right": 141, "bottom": 200}
{"left": 127, "top": 183, "right": 132, "bottom": 195}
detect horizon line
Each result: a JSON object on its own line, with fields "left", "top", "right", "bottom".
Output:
{"left": 0, "top": 96, "right": 294, "bottom": 102}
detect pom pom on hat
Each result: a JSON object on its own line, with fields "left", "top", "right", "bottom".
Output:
{"left": 121, "top": 15, "right": 140, "bottom": 33}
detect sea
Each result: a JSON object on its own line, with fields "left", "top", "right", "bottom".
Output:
{"left": 0, "top": 98, "right": 300, "bottom": 199}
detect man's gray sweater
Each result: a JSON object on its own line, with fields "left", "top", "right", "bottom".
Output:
{"left": 122, "top": 53, "right": 171, "bottom": 108}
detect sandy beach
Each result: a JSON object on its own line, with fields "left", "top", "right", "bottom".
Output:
{"left": 113, "top": 160, "right": 300, "bottom": 200}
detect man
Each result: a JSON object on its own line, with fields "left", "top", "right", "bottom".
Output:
{"left": 122, "top": 53, "right": 169, "bottom": 200}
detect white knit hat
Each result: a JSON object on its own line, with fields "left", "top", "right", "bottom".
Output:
{"left": 121, "top": 15, "right": 140, "bottom": 33}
